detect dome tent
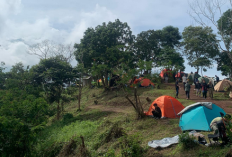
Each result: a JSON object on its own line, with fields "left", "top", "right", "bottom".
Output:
{"left": 214, "top": 79, "right": 232, "bottom": 92}
{"left": 178, "top": 102, "right": 226, "bottom": 131}
{"left": 145, "top": 96, "right": 184, "bottom": 118}
{"left": 140, "top": 78, "right": 154, "bottom": 87}
{"left": 160, "top": 69, "right": 172, "bottom": 78}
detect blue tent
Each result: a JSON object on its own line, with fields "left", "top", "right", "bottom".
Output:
{"left": 178, "top": 102, "right": 226, "bottom": 131}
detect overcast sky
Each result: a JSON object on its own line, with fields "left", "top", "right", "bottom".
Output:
{"left": 0, "top": 0, "right": 229, "bottom": 78}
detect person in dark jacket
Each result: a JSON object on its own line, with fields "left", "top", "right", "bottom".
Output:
{"left": 175, "top": 79, "right": 180, "bottom": 98}
{"left": 201, "top": 80, "right": 208, "bottom": 99}
{"left": 195, "top": 81, "right": 201, "bottom": 97}
{"left": 215, "top": 75, "right": 219, "bottom": 83}
{"left": 152, "top": 103, "right": 162, "bottom": 119}
{"left": 185, "top": 81, "right": 191, "bottom": 100}
{"left": 208, "top": 81, "right": 214, "bottom": 99}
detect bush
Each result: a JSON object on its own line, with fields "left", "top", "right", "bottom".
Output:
{"left": 178, "top": 132, "right": 199, "bottom": 150}
{"left": 103, "top": 149, "right": 116, "bottom": 157}
{"left": 62, "top": 113, "right": 74, "bottom": 123}
{"left": 119, "top": 134, "right": 145, "bottom": 157}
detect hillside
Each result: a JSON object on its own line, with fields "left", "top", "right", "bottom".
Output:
{"left": 34, "top": 83, "right": 232, "bottom": 157}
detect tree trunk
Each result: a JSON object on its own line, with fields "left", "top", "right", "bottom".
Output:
{"left": 57, "top": 103, "right": 60, "bottom": 120}
{"left": 100, "top": 75, "right": 105, "bottom": 87}
{"left": 78, "top": 87, "right": 81, "bottom": 111}
{"left": 104, "top": 72, "right": 108, "bottom": 88}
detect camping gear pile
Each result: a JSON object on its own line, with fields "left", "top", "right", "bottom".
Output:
{"left": 148, "top": 131, "right": 205, "bottom": 148}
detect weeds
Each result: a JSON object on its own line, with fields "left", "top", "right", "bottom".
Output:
{"left": 178, "top": 132, "right": 199, "bottom": 150}
{"left": 119, "top": 134, "right": 145, "bottom": 157}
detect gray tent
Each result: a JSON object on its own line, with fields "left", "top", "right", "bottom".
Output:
{"left": 198, "top": 77, "right": 215, "bottom": 86}
{"left": 187, "top": 73, "right": 201, "bottom": 83}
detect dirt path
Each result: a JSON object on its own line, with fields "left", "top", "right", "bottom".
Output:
{"left": 86, "top": 83, "right": 232, "bottom": 115}
{"left": 86, "top": 104, "right": 132, "bottom": 114}
{"left": 170, "top": 83, "right": 232, "bottom": 114}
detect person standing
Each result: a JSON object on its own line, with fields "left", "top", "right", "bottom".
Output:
{"left": 182, "top": 74, "right": 187, "bottom": 90}
{"left": 195, "top": 81, "right": 201, "bottom": 97}
{"left": 215, "top": 75, "right": 219, "bottom": 83}
{"left": 185, "top": 81, "right": 191, "bottom": 100}
{"left": 175, "top": 79, "right": 180, "bottom": 98}
{"left": 208, "top": 81, "right": 214, "bottom": 99}
{"left": 164, "top": 73, "right": 168, "bottom": 83}
{"left": 201, "top": 80, "right": 208, "bottom": 99}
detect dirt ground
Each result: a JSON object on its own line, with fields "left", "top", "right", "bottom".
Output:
{"left": 172, "top": 83, "right": 232, "bottom": 114}
{"left": 87, "top": 83, "right": 232, "bottom": 115}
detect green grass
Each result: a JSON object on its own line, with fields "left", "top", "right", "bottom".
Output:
{"left": 213, "top": 91, "right": 230, "bottom": 100}
{"left": 35, "top": 85, "right": 232, "bottom": 157}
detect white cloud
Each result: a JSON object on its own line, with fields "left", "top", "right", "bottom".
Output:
{"left": 65, "top": 4, "right": 117, "bottom": 44}
{"left": 0, "top": 0, "right": 228, "bottom": 78}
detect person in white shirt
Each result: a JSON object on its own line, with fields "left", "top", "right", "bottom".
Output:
{"left": 182, "top": 74, "right": 187, "bottom": 90}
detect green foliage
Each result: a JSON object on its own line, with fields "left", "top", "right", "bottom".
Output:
{"left": 0, "top": 116, "right": 35, "bottom": 157}
{"left": 119, "top": 134, "right": 145, "bottom": 157}
{"left": 75, "top": 19, "right": 135, "bottom": 88}
{"left": 103, "top": 149, "right": 116, "bottom": 157}
{"left": 134, "top": 26, "right": 182, "bottom": 72}
{"left": 178, "top": 132, "right": 199, "bottom": 150}
{"left": 218, "top": 9, "right": 232, "bottom": 50}
{"left": 62, "top": 113, "right": 74, "bottom": 123}
{"left": 223, "top": 114, "right": 232, "bottom": 142}
{"left": 182, "top": 26, "right": 219, "bottom": 73}
{"left": 216, "top": 51, "right": 232, "bottom": 77}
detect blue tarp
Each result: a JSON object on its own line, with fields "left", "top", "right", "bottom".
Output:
{"left": 179, "top": 103, "right": 226, "bottom": 131}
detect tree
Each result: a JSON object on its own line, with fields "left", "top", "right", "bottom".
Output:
{"left": 161, "top": 26, "right": 182, "bottom": 48}
{"left": 134, "top": 26, "right": 182, "bottom": 73}
{"left": 0, "top": 61, "right": 6, "bottom": 89}
{"left": 31, "top": 56, "right": 75, "bottom": 119}
{"left": 75, "top": 19, "right": 135, "bottom": 89}
{"left": 216, "top": 51, "right": 232, "bottom": 77}
{"left": 188, "top": 0, "right": 232, "bottom": 63}
{"left": 157, "top": 46, "right": 185, "bottom": 71}
{"left": 28, "top": 40, "right": 75, "bottom": 63}
{"left": 182, "top": 26, "right": 219, "bottom": 74}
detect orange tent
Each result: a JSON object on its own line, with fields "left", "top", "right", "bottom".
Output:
{"left": 140, "top": 78, "right": 154, "bottom": 87}
{"left": 145, "top": 95, "right": 184, "bottom": 118}
{"left": 175, "top": 72, "right": 184, "bottom": 78}
{"left": 160, "top": 69, "right": 172, "bottom": 78}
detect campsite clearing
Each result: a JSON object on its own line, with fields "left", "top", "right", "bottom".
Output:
{"left": 37, "top": 83, "right": 232, "bottom": 156}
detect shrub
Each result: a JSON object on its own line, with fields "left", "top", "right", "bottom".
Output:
{"left": 119, "top": 134, "right": 144, "bottom": 157}
{"left": 103, "top": 149, "right": 116, "bottom": 157}
{"left": 178, "top": 132, "right": 199, "bottom": 150}
{"left": 62, "top": 113, "right": 74, "bottom": 123}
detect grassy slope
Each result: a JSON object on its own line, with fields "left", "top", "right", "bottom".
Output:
{"left": 36, "top": 85, "right": 231, "bottom": 157}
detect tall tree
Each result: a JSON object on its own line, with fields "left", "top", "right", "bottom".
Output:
{"left": 31, "top": 56, "right": 75, "bottom": 119}
{"left": 189, "top": 0, "right": 232, "bottom": 63}
{"left": 158, "top": 47, "right": 185, "bottom": 71}
{"left": 75, "top": 19, "right": 135, "bottom": 89}
{"left": 134, "top": 26, "right": 182, "bottom": 73}
{"left": 182, "top": 26, "right": 219, "bottom": 74}
{"left": 216, "top": 51, "right": 232, "bottom": 77}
